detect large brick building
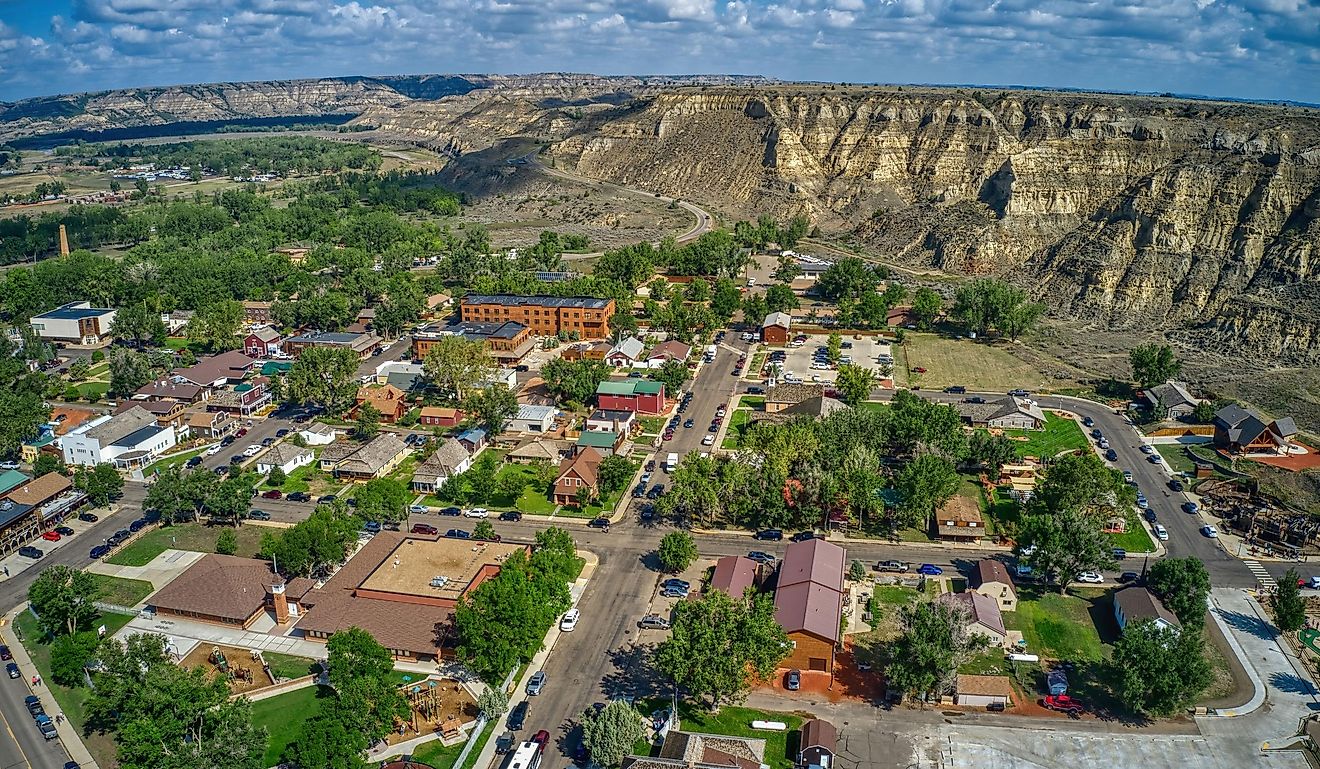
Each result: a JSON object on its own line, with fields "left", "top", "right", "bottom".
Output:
{"left": 411, "top": 320, "right": 536, "bottom": 363}
{"left": 774, "top": 538, "right": 845, "bottom": 676}
{"left": 460, "top": 295, "right": 615, "bottom": 340}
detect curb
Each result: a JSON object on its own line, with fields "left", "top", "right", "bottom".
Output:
{"left": 1203, "top": 591, "right": 1266, "bottom": 718}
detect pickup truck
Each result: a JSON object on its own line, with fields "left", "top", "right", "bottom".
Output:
{"left": 1300, "top": 576, "right": 1320, "bottom": 590}
{"left": 876, "top": 560, "right": 909, "bottom": 573}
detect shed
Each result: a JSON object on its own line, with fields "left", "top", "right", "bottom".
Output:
{"left": 797, "top": 718, "right": 838, "bottom": 769}
{"left": 955, "top": 675, "right": 1014, "bottom": 708}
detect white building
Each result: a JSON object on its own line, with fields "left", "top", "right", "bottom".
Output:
{"left": 507, "top": 404, "right": 557, "bottom": 433}
{"left": 298, "top": 423, "right": 340, "bottom": 446}
{"left": 62, "top": 406, "right": 176, "bottom": 468}
{"left": 30, "top": 302, "right": 118, "bottom": 346}
{"left": 255, "top": 444, "right": 315, "bottom": 476}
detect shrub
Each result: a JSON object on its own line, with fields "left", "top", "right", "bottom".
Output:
{"left": 216, "top": 529, "right": 238, "bottom": 555}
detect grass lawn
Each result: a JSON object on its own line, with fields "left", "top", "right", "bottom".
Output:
{"left": 250, "top": 684, "right": 334, "bottom": 766}
{"left": 960, "top": 647, "right": 1013, "bottom": 676}
{"left": 576, "top": 487, "right": 625, "bottom": 519}
{"left": 858, "top": 402, "right": 890, "bottom": 414}
{"left": 259, "top": 461, "right": 321, "bottom": 493}
{"left": 722, "top": 407, "right": 753, "bottom": 449}
{"left": 516, "top": 486, "right": 557, "bottom": 514}
{"left": 143, "top": 446, "right": 207, "bottom": 477}
{"left": 1004, "top": 587, "right": 1113, "bottom": 662}
{"left": 1002, "top": 413, "right": 1088, "bottom": 459}
{"left": 897, "top": 333, "right": 1077, "bottom": 392}
{"left": 90, "top": 574, "right": 155, "bottom": 607}
{"left": 411, "top": 717, "right": 496, "bottom": 769}
{"left": 739, "top": 395, "right": 765, "bottom": 408}
{"left": 639, "top": 416, "right": 667, "bottom": 435}
{"left": 105, "top": 522, "right": 267, "bottom": 566}
{"left": 666, "top": 702, "right": 803, "bottom": 769}
{"left": 263, "top": 652, "right": 320, "bottom": 681}
{"left": 1108, "top": 509, "right": 1156, "bottom": 553}
{"left": 982, "top": 486, "right": 1021, "bottom": 536}
{"left": 384, "top": 453, "right": 422, "bottom": 484}
{"left": 75, "top": 381, "right": 110, "bottom": 399}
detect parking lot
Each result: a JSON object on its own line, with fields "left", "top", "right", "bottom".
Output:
{"left": 769, "top": 333, "right": 892, "bottom": 385}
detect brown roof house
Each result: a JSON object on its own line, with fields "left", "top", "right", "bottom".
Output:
{"left": 411, "top": 439, "right": 474, "bottom": 493}
{"left": 938, "top": 591, "right": 1007, "bottom": 646}
{"left": 765, "top": 383, "right": 825, "bottom": 414}
{"left": 553, "top": 447, "right": 602, "bottom": 506}
{"left": 797, "top": 719, "right": 838, "bottom": 769}
{"left": 355, "top": 384, "right": 408, "bottom": 423}
{"left": 148, "top": 554, "right": 314, "bottom": 628}
{"left": 1114, "top": 586, "right": 1182, "bottom": 632}
{"left": 321, "top": 433, "right": 410, "bottom": 481}
{"left": 955, "top": 674, "right": 1014, "bottom": 708}
{"left": 175, "top": 350, "right": 256, "bottom": 388}
{"left": 774, "top": 538, "right": 846, "bottom": 675}
{"left": 972, "top": 559, "right": 1018, "bottom": 612}
{"left": 709, "top": 555, "right": 759, "bottom": 598}
{"left": 622, "top": 730, "right": 767, "bottom": 769}
{"left": 934, "top": 496, "right": 985, "bottom": 542}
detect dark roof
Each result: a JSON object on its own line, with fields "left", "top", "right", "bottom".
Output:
{"left": 1213, "top": 403, "right": 1252, "bottom": 429}
{"left": 33, "top": 302, "right": 113, "bottom": 320}
{"left": 774, "top": 581, "right": 842, "bottom": 642}
{"left": 800, "top": 719, "right": 837, "bottom": 753}
{"left": 777, "top": 539, "right": 845, "bottom": 591}
{"left": 710, "top": 556, "right": 757, "bottom": 597}
{"left": 973, "top": 559, "right": 1014, "bottom": 589}
{"left": 444, "top": 320, "right": 530, "bottom": 341}
{"left": 1115, "top": 587, "right": 1181, "bottom": 627}
{"left": 0, "top": 499, "right": 33, "bottom": 528}
{"left": 149, "top": 554, "right": 282, "bottom": 623}
{"left": 109, "top": 424, "right": 167, "bottom": 448}
{"left": 85, "top": 407, "right": 158, "bottom": 444}
{"left": 589, "top": 409, "right": 635, "bottom": 422}
{"left": 462, "top": 294, "right": 611, "bottom": 309}
{"left": 176, "top": 350, "right": 255, "bottom": 385}
{"left": 286, "top": 331, "right": 373, "bottom": 345}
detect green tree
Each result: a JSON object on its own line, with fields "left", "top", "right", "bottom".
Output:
{"left": 826, "top": 332, "right": 842, "bottom": 364}
{"left": 286, "top": 346, "right": 361, "bottom": 414}
{"left": 834, "top": 364, "right": 876, "bottom": 406}
{"left": 740, "top": 294, "right": 768, "bottom": 328}
{"left": 764, "top": 283, "right": 799, "bottom": 314}
{"left": 1147, "top": 558, "right": 1211, "bottom": 627}
{"left": 597, "top": 454, "right": 636, "bottom": 494}
{"left": 540, "top": 358, "right": 610, "bottom": 405}
{"left": 1275, "top": 568, "right": 1307, "bottom": 632}
{"left": 108, "top": 349, "right": 154, "bottom": 397}
{"left": 1192, "top": 401, "right": 1217, "bottom": 423}
{"left": 266, "top": 502, "right": 361, "bottom": 578}
{"left": 456, "top": 551, "right": 564, "bottom": 684}
{"left": 28, "top": 565, "right": 101, "bottom": 637}
{"left": 33, "top": 453, "right": 65, "bottom": 477}
{"left": 849, "top": 559, "right": 867, "bottom": 582}
{"left": 686, "top": 278, "right": 710, "bottom": 302}
{"left": 205, "top": 473, "right": 254, "bottom": 526}
{"left": 473, "top": 519, "right": 498, "bottom": 542}
{"left": 145, "top": 465, "right": 215, "bottom": 523}
{"left": 466, "top": 452, "right": 499, "bottom": 505}
{"left": 1112, "top": 622, "right": 1211, "bottom": 716}
{"left": 215, "top": 529, "right": 238, "bottom": 555}
{"left": 772, "top": 254, "right": 800, "bottom": 283}
{"left": 73, "top": 462, "right": 124, "bottom": 506}
{"left": 1000, "top": 300, "right": 1046, "bottom": 341}
{"left": 886, "top": 600, "right": 986, "bottom": 703}
{"left": 50, "top": 631, "right": 100, "bottom": 686}
{"left": 895, "top": 454, "right": 961, "bottom": 527}
{"left": 655, "top": 589, "right": 788, "bottom": 709}
{"left": 580, "top": 699, "right": 646, "bottom": 767}
{"left": 817, "top": 257, "right": 875, "bottom": 300}
{"left": 290, "top": 709, "right": 367, "bottom": 769}
{"left": 657, "top": 530, "right": 698, "bottom": 573}
{"left": 710, "top": 278, "right": 743, "bottom": 321}
{"left": 0, "top": 390, "right": 48, "bottom": 460}
{"left": 1130, "top": 343, "right": 1182, "bottom": 388}
{"left": 1029, "top": 452, "right": 1130, "bottom": 519}
{"left": 266, "top": 466, "right": 287, "bottom": 487}
{"left": 354, "top": 478, "right": 410, "bottom": 522}
{"left": 109, "top": 301, "right": 167, "bottom": 348}
{"left": 575, "top": 485, "right": 594, "bottom": 510}
{"left": 326, "top": 628, "right": 410, "bottom": 742}
{"left": 1016, "top": 508, "right": 1116, "bottom": 592}
{"left": 476, "top": 686, "right": 509, "bottom": 720}
{"left": 353, "top": 402, "right": 381, "bottom": 440}
{"left": 185, "top": 299, "right": 244, "bottom": 353}
{"left": 967, "top": 430, "right": 1016, "bottom": 477}
{"left": 651, "top": 359, "right": 689, "bottom": 395}
{"left": 463, "top": 383, "right": 519, "bottom": 435}
{"left": 422, "top": 336, "right": 495, "bottom": 401}
{"left": 66, "top": 357, "right": 91, "bottom": 381}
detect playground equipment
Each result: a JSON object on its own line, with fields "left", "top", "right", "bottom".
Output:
{"left": 208, "top": 647, "right": 229, "bottom": 674}
{"left": 399, "top": 677, "right": 472, "bottom": 737}
{"left": 1300, "top": 628, "right": 1320, "bottom": 657}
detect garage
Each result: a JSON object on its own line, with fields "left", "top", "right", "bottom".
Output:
{"left": 955, "top": 674, "right": 1014, "bottom": 708}
{"left": 808, "top": 657, "right": 829, "bottom": 672}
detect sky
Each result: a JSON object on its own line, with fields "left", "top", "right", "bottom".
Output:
{"left": 0, "top": 0, "right": 1318, "bottom": 104}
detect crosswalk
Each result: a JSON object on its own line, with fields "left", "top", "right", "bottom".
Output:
{"left": 1244, "top": 559, "right": 1277, "bottom": 590}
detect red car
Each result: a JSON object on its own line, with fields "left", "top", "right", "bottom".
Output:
{"left": 410, "top": 523, "right": 438, "bottom": 536}
{"left": 235, "top": 428, "right": 248, "bottom": 438}
{"left": 261, "top": 489, "right": 282, "bottom": 499}
{"left": 913, "top": 366, "right": 928, "bottom": 373}
{"left": 41, "top": 531, "right": 61, "bottom": 542}
{"left": 1041, "top": 695, "right": 1085, "bottom": 716}
{"left": 530, "top": 729, "right": 550, "bottom": 753}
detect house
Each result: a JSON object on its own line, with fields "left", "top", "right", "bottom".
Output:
{"left": 160, "top": 309, "right": 194, "bottom": 334}
{"left": 411, "top": 320, "right": 535, "bottom": 364}
{"left": 117, "top": 399, "right": 189, "bottom": 431}
{"left": 955, "top": 396, "right": 1046, "bottom": 430}
{"left": 622, "top": 731, "right": 766, "bottom": 769}
{"left": 998, "top": 461, "right": 1041, "bottom": 502}
{"left": 886, "top": 306, "right": 916, "bottom": 327}
{"left": 774, "top": 538, "right": 846, "bottom": 674}
{"left": 30, "top": 302, "right": 117, "bottom": 346}
{"left": 411, "top": 439, "right": 474, "bottom": 493}
{"left": 206, "top": 377, "right": 271, "bottom": 417}
{"left": 750, "top": 394, "right": 847, "bottom": 425}
{"left": 243, "top": 326, "right": 283, "bottom": 358}
{"left": 0, "top": 470, "right": 31, "bottom": 498}
{"left": 299, "top": 422, "right": 339, "bottom": 446}
{"left": 1213, "top": 403, "right": 1298, "bottom": 455}
{"left": 175, "top": 350, "right": 257, "bottom": 388}
{"left": 419, "top": 407, "right": 463, "bottom": 428}
{"left": 596, "top": 379, "right": 665, "bottom": 415}
{"left": 1114, "top": 586, "right": 1182, "bottom": 632}
{"left": 562, "top": 341, "right": 612, "bottom": 362}
{"left": 148, "top": 553, "right": 315, "bottom": 629}
{"left": 184, "top": 409, "right": 231, "bottom": 439}
{"left": 765, "top": 383, "right": 825, "bottom": 414}
{"left": 955, "top": 675, "right": 1014, "bottom": 708}
{"left": 283, "top": 331, "right": 382, "bottom": 360}
{"left": 761, "top": 311, "right": 791, "bottom": 345}
{"left": 374, "top": 361, "right": 426, "bottom": 392}
{"left": 508, "top": 404, "right": 557, "bottom": 434}
{"left": 605, "top": 337, "right": 645, "bottom": 367}
{"left": 709, "top": 555, "right": 758, "bottom": 598}
{"left": 355, "top": 384, "right": 408, "bottom": 423}
{"left": 575, "top": 430, "right": 622, "bottom": 458}
{"left": 241, "top": 300, "right": 273, "bottom": 324}
{"left": 506, "top": 439, "right": 569, "bottom": 464}
{"left": 972, "top": 559, "right": 1018, "bottom": 611}
{"left": 457, "top": 427, "right": 488, "bottom": 453}
{"left": 938, "top": 591, "right": 1007, "bottom": 646}
{"left": 585, "top": 409, "right": 637, "bottom": 435}
{"left": 134, "top": 380, "right": 208, "bottom": 405}
{"left": 424, "top": 293, "right": 452, "bottom": 318}
{"left": 798, "top": 719, "right": 838, "bottom": 769}
{"left": 646, "top": 340, "right": 691, "bottom": 367}
{"left": 553, "top": 447, "right": 602, "bottom": 505}
{"left": 1141, "top": 381, "right": 1203, "bottom": 420}
{"left": 934, "top": 496, "right": 985, "bottom": 542}
{"left": 255, "top": 444, "right": 314, "bottom": 477}
{"left": 321, "top": 434, "right": 410, "bottom": 481}
{"left": 61, "top": 407, "right": 176, "bottom": 468}
{"left": 460, "top": 294, "right": 615, "bottom": 339}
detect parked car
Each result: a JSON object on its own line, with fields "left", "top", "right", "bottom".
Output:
{"left": 1155, "top": 524, "right": 1169, "bottom": 541}
{"left": 526, "top": 671, "right": 547, "bottom": 695}
{"left": 507, "top": 701, "right": 528, "bottom": 730}
{"left": 1122, "top": 470, "right": 1134, "bottom": 483}
{"left": 129, "top": 518, "right": 150, "bottom": 532}
{"left": 588, "top": 517, "right": 611, "bottom": 530}
{"left": 1201, "top": 524, "right": 1219, "bottom": 538}
{"left": 5, "top": 662, "right": 18, "bottom": 679}
{"left": 248, "top": 510, "right": 272, "bottom": 521}
{"left": 439, "top": 506, "right": 462, "bottom": 516}
{"left": 560, "top": 609, "right": 580, "bottom": 632}
{"left": 531, "top": 729, "right": 550, "bottom": 753}
{"left": 876, "top": 560, "right": 909, "bottom": 573}
{"left": 1118, "top": 571, "right": 1141, "bottom": 584}
{"left": 37, "top": 714, "right": 58, "bottom": 740}
{"left": 1168, "top": 479, "right": 1185, "bottom": 492}
{"left": 186, "top": 456, "right": 203, "bottom": 468}
{"left": 261, "top": 489, "right": 282, "bottom": 499}
{"left": 464, "top": 507, "right": 489, "bottom": 518}
{"left": 1105, "top": 448, "right": 1119, "bottom": 461}
{"left": 944, "top": 385, "right": 967, "bottom": 394}
{"left": 1111, "top": 548, "right": 1127, "bottom": 560}
{"left": 917, "top": 564, "right": 943, "bottom": 576}
{"left": 662, "top": 578, "right": 691, "bottom": 592}
{"left": 409, "top": 504, "right": 429, "bottom": 514}
{"left": 1076, "top": 571, "right": 1104, "bottom": 583}
{"left": 90, "top": 545, "right": 110, "bottom": 559}
{"left": 660, "top": 586, "right": 690, "bottom": 599}
{"left": 1082, "top": 416, "right": 1094, "bottom": 427}
{"left": 1090, "top": 428, "right": 1103, "bottom": 440}
{"left": 41, "top": 531, "right": 60, "bottom": 542}
{"left": 55, "top": 526, "right": 74, "bottom": 536}
{"left": 632, "top": 483, "right": 648, "bottom": 498}
{"left": 411, "top": 523, "right": 439, "bottom": 536}
{"left": 701, "top": 434, "right": 715, "bottom": 446}
{"left": 785, "top": 669, "right": 801, "bottom": 691}
{"left": 288, "top": 492, "right": 311, "bottom": 502}
{"left": 1139, "top": 444, "right": 1155, "bottom": 455}
{"left": 1144, "top": 508, "right": 1158, "bottom": 523}
{"left": 0, "top": 645, "right": 11, "bottom": 661}
{"left": 318, "top": 495, "right": 338, "bottom": 505}
{"left": 1182, "top": 501, "right": 1200, "bottom": 514}
{"left": 747, "top": 551, "right": 776, "bottom": 565}
{"left": 18, "top": 546, "right": 42, "bottom": 559}
{"left": 499, "top": 511, "right": 523, "bottom": 522}
{"left": 964, "top": 396, "right": 987, "bottom": 404}
{"left": 1041, "top": 695, "right": 1085, "bottom": 716}
{"left": 790, "top": 530, "right": 819, "bottom": 542}
{"left": 444, "top": 529, "right": 471, "bottom": 539}
{"left": 1147, "top": 454, "right": 1162, "bottom": 464}
{"left": 638, "top": 614, "right": 672, "bottom": 630}
{"left": 754, "top": 528, "right": 784, "bottom": 541}
{"left": 1008, "top": 388, "right": 1030, "bottom": 397}
{"left": 78, "top": 512, "right": 99, "bottom": 523}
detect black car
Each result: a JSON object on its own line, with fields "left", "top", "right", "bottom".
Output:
{"left": 78, "top": 512, "right": 99, "bottom": 523}
{"left": 229, "top": 455, "right": 244, "bottom": 465}
{"left": 261, "top": 437, "right": 275, "bottom": 446}
{"left": 1118, "top": 571, "right": 1141, "bottom": 584}
{"left": 24, "top": 695, "right": 42, "bottom": 716}
{"left": 1168, "top": 479, "right": 1185, "bottom": 492}
{"left": 754, "top": 528, "right": 784, "bottom": 541}
{"left": 632, "top": 483, "right": 648, "bottom": 498}
{"left": 6, "top": 662, "right": 18, "bottom": 679}
{"left": 1143, "top": 508, "right": 1157, "bottom": 523}
{"left": 186, "top": 456, "right": 203, "bottom": 468}
{"left": 1105, "top": 448, "right": 1118, "bottom": 461}
{"left": 55, "top": 526, "right": 74, "bottom": 536}
{"left": 746, "top": 386, "right": 764, "bottom": 395}
{"left": 220, "top": 436, "right": 235, "bottom": 446}
{"left": 964, "top": 396, "right": 986, "bottom": 404}
{"left": 319, "top": 494, "right": 338, "bottom": 505}
{"left": 1008, "top": 388, "right": 1030, "bottom": 397}
{"left": 639, "top": 504, "right": 656, "bottom": 521}
{"left": 645, "top": 460, "right": 656, "bottom": 472}
{"left": 440, "top": 506, "right": 462, "bottom": 516}
{"left": 588, "top": 517, "right": 611, "bottom": 530}
{"left": 288, "top": 492, "right": 311, "bottom": 502}
{"left": 18, "top": 546, "right": 42, "bottom": 559}
{"left": 647, "top": 484, "right": 665, "bottom": 499}
{"left": 1090, "top": 428, "right": 1103, "bottom": 440}
{"left": 500, "top": 511, "right": 523, "bottom": 522}
{"left": 276, "top": 429, "right": 290, "bottom": 438}
{"left": 0, "top": 645, "right": 10, "bottom": 660}
{"left": 944, "top": 385, "right": 966, "bottom": 394}
{"left": 683, "top": 419, "right": 695, "bottom": 429}
{"left": 129, "top": 518, "right": 149, "bottom": 532}
{"left": 1082, "top": 416, "right": 1094, "bottom": 427}
{"left": 507, "top": 700, "right": 528, "bottom": 730}
{"left": 90, "top": 545, "right": 110, "bottom": 559}
{"left": 790, "top": 531, "right": 819, "bottom": 543}
{"left": 445, "top": 529, "right": 471, "bottom": 539}
{"left": 364, "top": 521, "right": 382, "bottom": 534}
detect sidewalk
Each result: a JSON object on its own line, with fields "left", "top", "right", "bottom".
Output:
{"left": 0, "top": 502, "right": 120, "bottom": 584}
{"left": 85, "top": 548, "right": 206, "bottom": 593}
{"left": 1, "top": 604, "right": 100, "bottom": 768}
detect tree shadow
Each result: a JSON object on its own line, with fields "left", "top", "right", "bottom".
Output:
{"left": 1269, "top": 671, "right": 1319, "bottom": 696}
{"left": 1214, "top": 609, "right": 1279, "bottom": 641}
{"left": 602, "top": 642, "right": 665, "bottom": 701}
{"left": 638, "top": 551, "right": 664, "bottom": 573}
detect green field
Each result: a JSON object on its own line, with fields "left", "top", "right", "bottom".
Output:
{"left": 90, "top": 574, "right": 155, "bottom": 607}
{"left": 1002, "top": 413, "right": 1088, "bottom": 459}
{"left": 411, "top": 718, "right": 495, "bottom": 769}
{"left": 1004, "top": 587, "right": 1113, "bottom": 662}
{"left": 262, "top": 652, "right": 320, "bottom": 681}
{"left": 631, "top": 701, "right": 803, "bottom": 769}
{"left": 1108, "top": 508, "right": 1156, "bottom": 553}
{"left": 259, "top": 461, "right": 320, "bottom": 493}
{"left": 143, "top": 446, "right": 208, "bottom": 477}
{"left": 105, "top": 522, "right": 267, "bottom": 566}
{"left": 250, "top": 684, "right": 333, "bottom": 766}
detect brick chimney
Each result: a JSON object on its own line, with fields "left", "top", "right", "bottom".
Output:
{"left": 271, "top": 582, "right": 289, "bottom": 624}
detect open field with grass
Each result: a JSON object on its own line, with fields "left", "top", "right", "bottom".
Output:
{"left": 105, "top": 522, "right": 267, "bottom": 566}
{"left": 143, "top": 446, "right": 208, "bottom": 476}
{"left": 1002, "top": 413, "right": 1088, "bottom": 459}
{"left": 91, "top": 574, "right": 155, "bottom": 606}
{"left": 897, "top": 333, "right": 1080, "bottom": 392}
{"left": 262, "top": 652, "right": 320, "bottom": 681}
{"left": 1004, "top": 587, "right": 1113, "bottom": 662}
{"left": 631, "top": 700, "right": 802, "bottom": 769}
{"left": 259, "top": 461, "right": 323, "bottom": 493}
{"left": 250, "top": 684, "right": 333, "bottom": 766}
{"left": 1108, "top": 509, "right": 1156, "bottom": 553}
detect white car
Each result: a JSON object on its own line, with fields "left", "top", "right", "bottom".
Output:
{"left": 809, "top": 362, "right": 831, "bottom": 371}
{"left": 746, "top": 278, "right": 756, "bottom": 287}
{"left": 464, "top": 507, "right": 489, "bottom": 518}
{"left": 242, "top": 445, "right": 262, "bottom": 457}
{"left": 205, "top": 445, "right": 222, "bottom": 456}
{"left": 1076, "top": 571, "right": 1105, "bottom": 584}
{"left": 1201, "top": 524, "right": 1219, "bottom": 538}
{"left": 701, "top": 434, "right": 715, "bottom": 446}
{"left": 1139, "top": 445, "right": 1155, "bottom": 455}
{"left": 560, "top": 609, "right": 580, "bottom": 632}
{"left": 1155, "top": 524, "right": 1169, "bottom": 541}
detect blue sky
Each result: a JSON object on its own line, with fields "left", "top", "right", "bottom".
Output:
{"left": 0, "top": 0, "right": 1318, "bottom": 103}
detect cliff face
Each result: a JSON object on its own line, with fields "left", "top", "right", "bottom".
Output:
{"left": 546, "top": 88, "right": 1320, "bottom": 364}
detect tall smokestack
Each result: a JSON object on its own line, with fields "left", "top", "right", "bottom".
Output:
{"left": 58, "top": 224, "right": 69, "bottom": 257}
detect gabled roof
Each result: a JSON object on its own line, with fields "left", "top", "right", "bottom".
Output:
{"left": 0, "top": 470, "right": 31, "bottom": 496}
{"left": 710, "top": 556, "right": 757, "bottom": 597}
{"left": 763, "top": 311, "right": 791, "bottom": 329}
{"left": 175, "top": 350, "right": 255, "bottom": 386}
{"left": 608, "top": 337, "right": 645, "bottom": 361}
{"left": 413, "top": 439, "right": 471, "bottom": 481}
{"left": 336, "top": 433, "right": 408, "bottom": 475}
{"left": 260, "top": 443, "right": 312, "bottom": 467}
{"left": 556, "top": 446, "right": 602, "bottom": 487}
{"left": 939, "top": 591, "right": 1006, "bottom": 636}
{"left": 974, "top": 559, "right": 1015, "bottom": 589}
{"left": 1146, "top": 381, "right": 1199, "bottom": 410}
{"left": 766, "top": 383, "right": 824, "bottom": 406}
{"left": 648, "top": 340, "right": 691, "bottom": 360}
{"left": 774, "top": 581, "right": 842, "bottom": 643}
{"left": 3, "top": 472, "right": 66, "bottom": 506}
{"left": 419, "top": 406, "right": 461, "bottom": 419}
{"left": 1115, "top": 586, "right": 1181, "bottom": 628}
{"left": 800, "top": 719, "right": 837, "bottom": 754}
{"left": 777, "top": 538, "right": 846, "bottom": 591}
{"left": 246, "top": 326, "right": 281, "bottom": 342}
{"left": 148, "top": 554, "right": 282, "bottom": 624}
{"left": 507, "top": 439, "right": 568, "bottom": 462}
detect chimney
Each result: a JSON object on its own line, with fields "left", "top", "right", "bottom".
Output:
{"left": 58, "top": 224, "right": 69, "bottom": 257}
{"left": 271, "top": 582, "right": 289, "bottom": 624}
